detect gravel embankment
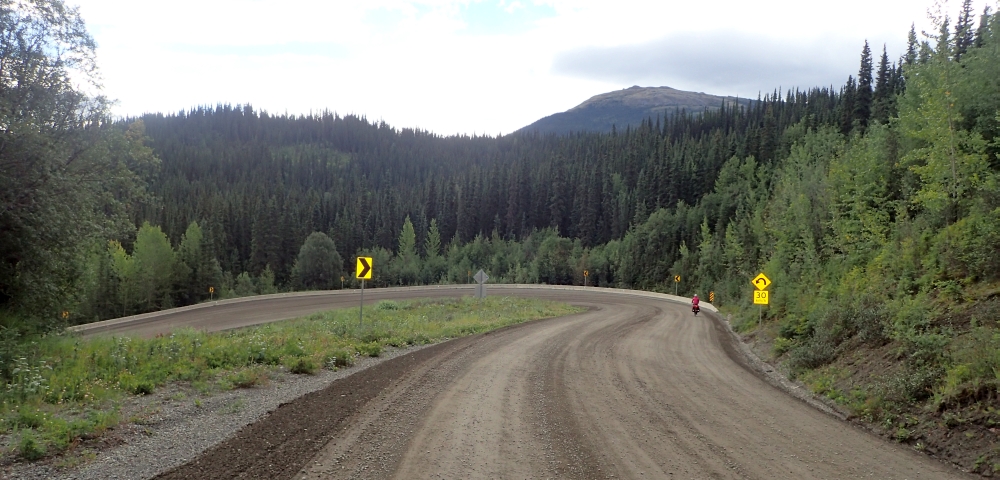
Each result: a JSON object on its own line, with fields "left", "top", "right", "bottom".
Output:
{"left": 1, "top": 345, "right": 429, "bottom": 480}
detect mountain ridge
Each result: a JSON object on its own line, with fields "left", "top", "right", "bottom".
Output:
{"left": 518, "top": 85, "right": 751, "bottom": 135}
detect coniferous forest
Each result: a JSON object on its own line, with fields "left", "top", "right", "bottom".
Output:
{"left": 3, "top": 0, "right": 1000, "bottom": 471}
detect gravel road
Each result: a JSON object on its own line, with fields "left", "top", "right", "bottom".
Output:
{"left": 128, "top": 287, "right": 967, "bottom": 479}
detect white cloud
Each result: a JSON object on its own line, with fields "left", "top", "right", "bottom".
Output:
{"left": 69, "top": 0, "right": 987, "bottom": 135}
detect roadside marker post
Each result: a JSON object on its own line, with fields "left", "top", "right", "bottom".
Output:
{"left": 673, "top": 275, "right": 680, "bottom": 296}
{"left": 583, "top": 270, "right": 589, "bottom": 287}
{"left": 357, "top": 257, "right": 373, "bottom": 326}
{"left": 209, "top": 286, "right": 214, "bottom": 301}
{"left": 474, "top": 269, "right": 489, "bottom": 299}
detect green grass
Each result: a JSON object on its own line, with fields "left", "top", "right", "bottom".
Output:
{"left": 1, "top": 296, "right": 580, "bottom": 462}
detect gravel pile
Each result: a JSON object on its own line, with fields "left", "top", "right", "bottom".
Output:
{"left": 2, "top": 345, "right": 428, "bottom": 480}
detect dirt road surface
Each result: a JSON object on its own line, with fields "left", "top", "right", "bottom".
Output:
{"left": 119, "top": 286, "right": 968, "bottom": 479}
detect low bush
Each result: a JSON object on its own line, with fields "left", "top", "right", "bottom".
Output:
{"left": 18, "top": 430, "right": 46, "bottom": 460}
{"left": 355, "top": 342, "right": 382, "bottom": 357}
{"left": 287, "top": 357, "right": 318, "bottom": 375}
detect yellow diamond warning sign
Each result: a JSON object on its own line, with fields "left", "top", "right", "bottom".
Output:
{"left": 751, "top": 273, "right": 771, "bottom": 290}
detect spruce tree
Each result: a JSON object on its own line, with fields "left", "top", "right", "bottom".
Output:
{"left": 854, "top": 41, "right": 874, "bottom": 131}
{"left": 905, "top": 24, "right": 918, "bottom": 66}
{"left": 974, "top": 6, "right": 993, "bottom": 49}
{"left": 954, "top": 0, "right": 975, "bottom": 60}
{"left": 839, "top": 76, "right": 857, "bottom": 136}
{"left": 872, "top": 45, "right": 893, "bottom": 124}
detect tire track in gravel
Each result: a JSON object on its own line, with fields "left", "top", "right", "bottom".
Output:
{"left": 153, "top": 290, "right": 971, "bottom": 480}
{"left": 150, "top": 334, "right": 484, "bottom": 480}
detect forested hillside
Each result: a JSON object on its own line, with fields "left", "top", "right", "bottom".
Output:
{"left": 3, "top": 0, "right": 1000, "bottom": 472}
{"left": 134, "top": 84, "right": 836, "bottom": 280}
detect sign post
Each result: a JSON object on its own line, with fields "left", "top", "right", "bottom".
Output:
{"left": 209, "top": 286, "right": 214, "bottom": 301}
{"left": 709, "top": 291, "right": 715, "bottom": 303}
{"left": 751, "top": 273, "right": 771, "bottom": 326}
{"left": 673, "top": 275, "right": 681, "bottom": 296}
{"left": 583, "top": 270, "right": 589, "bottom": 287}
{"left": 357, "top": 257, "right": 373, "bottom": 326}
{"left": 474, "top": 269, "right": 489, "bottom": 299}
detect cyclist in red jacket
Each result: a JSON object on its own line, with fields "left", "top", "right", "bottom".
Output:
{"left": 691, "top": 293, "right": 700, "bottom": 315}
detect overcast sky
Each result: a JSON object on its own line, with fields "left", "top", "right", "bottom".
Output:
{"left": 71, "top": 0, "right": 990, "bottom": 136}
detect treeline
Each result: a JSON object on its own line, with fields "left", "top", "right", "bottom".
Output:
{"left": 131, "top": 82, "right": 875, "bottom": 291}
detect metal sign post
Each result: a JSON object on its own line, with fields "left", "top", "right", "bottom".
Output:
{"left": 584, "top": 270, "right": 589, "bottom": 287}
{"left": 357, "top": 257, "right": 373, "bottom": 326}
{"left": 673, "top": 275, "right": 680, "bottom": 296}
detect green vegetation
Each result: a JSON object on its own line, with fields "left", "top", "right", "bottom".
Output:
{"left": 4, "top": 0, "right": 1000, "bottom": 471}
{"left": 0, "top": 297, "right": 578, "bottom": 461}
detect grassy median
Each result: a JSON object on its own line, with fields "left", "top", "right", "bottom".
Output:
{"left": 1, "top": 297, "right": 581, "bottom": 462}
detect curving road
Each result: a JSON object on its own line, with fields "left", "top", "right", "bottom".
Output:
{"left": 96, "top": 285, "right": 969, "bottom": 479}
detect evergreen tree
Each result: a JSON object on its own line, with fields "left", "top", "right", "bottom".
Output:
{"left": 973, "top": 6, "right": 993, "bottom": 49}
{"left": 234, "top": 272, "right": 256, "bottom": 297}
{"left": 872, "top": 45, "right": 894, "bottom": 124}
{"left": 290, "top": 232, "right": 343, "bottom": 290}
{"left": 904, "top": 24, "right": 919, "bottom": 65}
{"left": 854, "top": 41, "right": 874, "bottom": 131}
{"left": 954, "top": 0, "right": 976, "bottom": 61}
{"left": 839, "top": 76, "right": 857, "bottom": 135}
{"left": 392, "top": 216, "right": 420, "bottom": 284}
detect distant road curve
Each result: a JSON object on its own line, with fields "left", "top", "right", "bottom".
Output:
{"left": 76, "top": 285, "right": 967, "bottom": 479}
{"left": 70, "top": 284, "right": 712, "bottom": 338}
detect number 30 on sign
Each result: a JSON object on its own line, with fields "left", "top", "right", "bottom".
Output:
{"left": 753, "top": 290, "right": 769, "bottom": 305}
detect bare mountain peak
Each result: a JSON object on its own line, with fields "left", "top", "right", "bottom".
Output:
{"left": 519, "top": 86, "right": 748, "bottom": 135}
{"left": 573, "top": 86, "right": 737, "bottom": 111}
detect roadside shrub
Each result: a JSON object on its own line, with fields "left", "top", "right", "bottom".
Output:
{"left": 890, "top": 295, "right": 932, "bottom": 339}
{"left": 324, "top": 349, "right": 353, "bottom": 368}
{"left": 17, "top": 408, "right": 43, "bottom": 430}
{"left": 787, "top": 336, "right": 837, "bottom": 374}
{"left": 869, "top": 368, "right": 941, "bottom": 414}
{"left": 772, "top": 337, "right": 796, "bottom": 356}
{"left": 950, "top": 327, "right": 1000, "bottom": 380}
{"left": 287, "top": 357, "right": 318, "bottom": 375}
{"left": 224, "top": 367, "right": 268, "bottom": 389}
{"left": 902, "top": 333, "right": 949, "bottom": 368}
{"left": 778, "top": 316, "right": 809, "bottom": 340}
{"left": 131, "top": 380, "right": 155, "bottom": 396}
{"left": 847, "top": 301, "right": 890, "bottom": 345}
{"left": 934, "top": 327, "right": 1000, "bottom": 408}
{"left": 18, "top": 430, "right": 46, "bottom": 460}
{"left": 376, "top": 300, "right": 400, "bottom": 311}
{"left": 355, "top": 342, "right": 382, "bottom": 357}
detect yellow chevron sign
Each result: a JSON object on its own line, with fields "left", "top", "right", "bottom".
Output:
{"left": 356, "top": 257, "right": 373, "bottom": 280}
